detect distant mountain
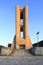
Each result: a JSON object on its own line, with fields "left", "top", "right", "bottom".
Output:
{"left": 33, "top": 40, "right": 43, "bottom": 47}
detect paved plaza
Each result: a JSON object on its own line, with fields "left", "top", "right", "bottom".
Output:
{"left": 0, "top": 56, "right": 43, "bottom": 65}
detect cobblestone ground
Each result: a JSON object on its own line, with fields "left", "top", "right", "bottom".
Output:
{"left": 0, "top": 55, "right": 43, "bottom": 65}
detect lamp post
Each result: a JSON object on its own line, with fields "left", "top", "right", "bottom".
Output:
{"left": 36, "top": 32, "right": 40, "bottom": 47}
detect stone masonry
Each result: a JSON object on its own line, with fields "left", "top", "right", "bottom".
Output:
{"left": 15, "top": 5, "right": 32, "bottom": 49}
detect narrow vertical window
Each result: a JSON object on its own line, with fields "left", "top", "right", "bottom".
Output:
{"left": 20, "top": 31, "right": 24, "bottom": 38}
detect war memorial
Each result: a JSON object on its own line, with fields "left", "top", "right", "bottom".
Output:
{"left": 0, "top": 5, "right": 33, "bottom": 55}
{"left": 0, "top": 5, "right": 43, "bottom": 65}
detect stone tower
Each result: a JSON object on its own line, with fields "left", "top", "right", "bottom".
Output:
{"left": 16, "top": 5, "right": 32, "bottom": 49}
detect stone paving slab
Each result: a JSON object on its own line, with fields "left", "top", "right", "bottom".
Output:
{"left": 0, "top": 56, "right": 43, "bottom": 65}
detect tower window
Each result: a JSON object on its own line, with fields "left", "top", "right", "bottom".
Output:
{"left": 20, "top": 11, "right": 24, "bottom": 23}
{"left": 20, "top": 19, "right": 24, "bottom": 23}
{"left": 20, "top": 31, "right": 24, "bottom": 38}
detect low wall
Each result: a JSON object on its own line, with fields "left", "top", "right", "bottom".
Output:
{"left": 0, "top": 47, "right": 12, "bottom": 56}
{"left": 31, "top": 47, "right": 43, "bottom": 55}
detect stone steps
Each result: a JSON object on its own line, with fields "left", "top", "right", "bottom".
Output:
{"left": 11, "top": 49, "right": 32, "bottom": 56}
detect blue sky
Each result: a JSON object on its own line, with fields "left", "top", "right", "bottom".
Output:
{"left": 0, "top": 0, "right": 43, "bottom": 47}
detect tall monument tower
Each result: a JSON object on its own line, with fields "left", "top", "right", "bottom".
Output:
{"left": 16, "top": 5, "right": 32, "bottom": 49}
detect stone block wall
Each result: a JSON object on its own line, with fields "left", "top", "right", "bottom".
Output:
{"left": 31, "top": 47, "right": 43, "bottom": 55}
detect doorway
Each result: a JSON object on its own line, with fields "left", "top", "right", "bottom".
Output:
{"left": 20, "top": 45, "right": 25, "bottom": 49}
